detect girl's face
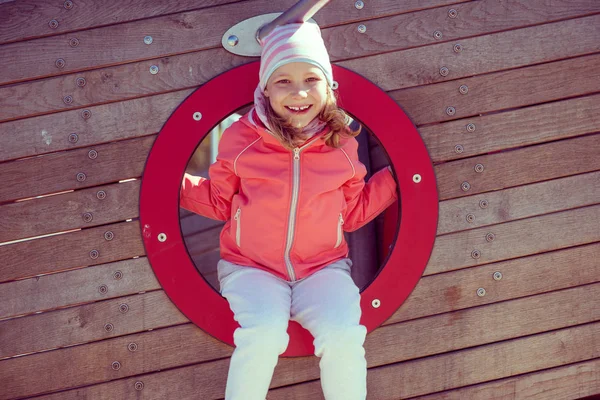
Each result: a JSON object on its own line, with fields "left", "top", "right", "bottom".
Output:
{"left": 264, "top": 62, "right": 328, "bottom": 129}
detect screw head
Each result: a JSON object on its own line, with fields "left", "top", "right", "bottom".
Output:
{"left": 331, "top": 81, "right": 339, "bottom": 90}
{"left": 357, "top": 24, "right": 366, "bottom": 34}
{"left": 68, "top": 133, "right": 79, "bottom": 143}
{"left": 158, "top": 233, "right": 167, "bottom": 242}
{"left": 479, "top": 199, "right": 489, "bottom": 209}
{"left": 76, "top": 172, "right": 86, "bottom": 182}
{"left": 493, "top": 271, "right": 503, "bottom": 281}
{"left": 453, "top": 43, "right": 463, "bottom": 53}
{"left": 104, "top": 231, "right": 114, "bottom": 241}
{"left": 476, "top": 288, "right": 486, "bottom": 297}
{"left": 461, "top": 181, "right": 471, "bottom": 192}
{"left": 466, "top": 123, "right": 476, "bottom": 132}
{"left": 64, "top": 1, "right": 74, "bottom": 10}
{"left": 193, "top": 112, "right": 202, "bottom": 121}
{"left": 446, "top": 106, "right": 456, "bottom": 116}
{"left": 413, "top": 174, "right": 422, "bottom": 183}
{"left": 466, "top": 213, "right": 475, "bottom": 223}
{"left": 355, "top": 0, "right": 364, "bottom": 10}
{"left": 372, "top": 299, "right": 381, "bottom": 308}
{"left": 49, "top": 19, "right": 59, "bottom": 29}
{"left": 433, "top": 31, "right": 443, "bottom": 40}
{"left": 55, "top": 58, "right": 66, "bottom": 68}
{"left": 455, "top": 144, "right": 464, "bottom": 154}
{"left": 76, "top": 77, "right": 86, "bottom": 87}
{"left": 459, "top": 85, "right": 469, "bottom": 94}
{"left": 104, "top": 323, "right": 114, "bottom": 332}
{"left": 111, "top": 361, "right": 121, "bottom": 371}
{"left": 63, "top": 95, "right": 73, "bottom": 105}
{"left": 89, "top": 249, "right": 99, "bottom": 259}
{"left": 486, "top": 232, "right": 496, "bottom": 242}
{"left": 144, "top": 36, "right": 153, "bottom": 45}
{"left": 149, "top": 65, "right": 159, "bottom": 75}
{"left": 440, "top": 66, "right": 449, "bottom": 77}
{"left": 113, "top": 270, "right": 123, "bottom": 280}
{"left": 475, "top": 163, "right": 485, "bottom": 173}
{"left": 82, "top": 212, "right": 93, "bottom": 223}
{"left": 88, "top": 149, "right": 98, "bottom": 159}
{"left": 471, "top": 249, "right": 481, "bottom": 259}
{"left": 227, "top": 35, "right": 239, "bottom": 47}
{"left": 81, "top": 109, "right": 91, "bottom": 119}
{"left": 135, "top": 381, "right": 144, "bottom": 391}
{"left": 448, "top": 9, "right": 458, "bottom": 18}
{"left": 119, "top": 303, "right": 129, "bottom": 313}
{"left": 69, "top": 38, "right": 79, "bottom": 47}
{"left": 128, "top": 342, "right": 138, "bottom": 352}
{"left": 98, "top": 284, "right": 108, "bottom": 294}
{"left": 96, "top": 190, "right": 106, "bottom": 200}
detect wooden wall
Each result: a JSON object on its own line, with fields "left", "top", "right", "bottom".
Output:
{"left": 1, "top": 0, "right": 599, "bottom": 398}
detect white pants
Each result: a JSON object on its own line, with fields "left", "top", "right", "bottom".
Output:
{"left": 217, "top": 258, "right": 367, "bottom": 400}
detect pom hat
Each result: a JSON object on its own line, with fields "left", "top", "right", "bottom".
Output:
{"left": 258, "top": 22, "right": 333, "bottom": 91}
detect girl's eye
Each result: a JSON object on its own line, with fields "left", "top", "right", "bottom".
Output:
{"left": 276, "top": 79, "right": 290, "bottom": 84}
{"left": 306, "top": 77, "right": 320, "bottom": 82}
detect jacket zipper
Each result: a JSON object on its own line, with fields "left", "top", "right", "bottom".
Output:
{"left": 335, "top": 213, "right": 344, "bottom": 248}
{"left": 284, "top": 140, "right": 316, "bottom": 282}
{"left": 234, "top": 207, "right": 241, "bottom": 247}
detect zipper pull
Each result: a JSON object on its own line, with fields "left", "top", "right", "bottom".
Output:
{"left": 339, "top": 214, "right": 344, "bottom": 225}
{"left": 234, "top": 207, "right": 241, "bottom": 220}
{"left": 293, "top": 148, "right": 300, "bottom": 160}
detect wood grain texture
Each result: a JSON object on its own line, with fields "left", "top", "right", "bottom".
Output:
{"left": 0, "top": 0, "right": 472, "bottom": 85}
{"left": 0, "top": 136, "right": 154, "bottom": 203}
{"left": 0, "top": 180, "right": 140, "bottom": 243}
{"left": 0, "top": 290, "right": 186, "bottom": 360}
{"left": 391, "top": 242, "right": 600, "bottom": 324}
{"left": 437, "top": 171, "right": 600, "bottom": 235}
{"left": 0, "top": 257, "right": 158, "bottom": 320}
{"left": 268, "top": 322, "right": 600, "bottom": 399}
{"left": 0, "top": 220, "right": 144, "bottom": 283}
{"left": 411, "top": 359, "right": 600, "bottom": 400}
{"left": 0, "top": 88, "right": 188, "bottom": 161}
{"left": 0, "top": 0, "right": 241, "bottom": 44}
{"left": 2, "top": 283, "right": 597, "bottom": 399}
{"left": 427, "top": 205, "right": 600, "bottom": 275}
{"left": 393, "top": 52, "right": 600, "bottom": 126}
{"left": 435, "top": 134, "right": 600, "bottom": 200}
{"left": 339, "top": 14, "right": 600, "bottom": 91}
{"left": 422, "top": 93, "right": 600, "bottom": 164}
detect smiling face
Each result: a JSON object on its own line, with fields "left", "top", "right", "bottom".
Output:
{"left": 264, "top": 62, "right": 329, "bottom": 129}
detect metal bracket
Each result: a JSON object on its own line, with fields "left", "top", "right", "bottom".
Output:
{"left": 222, "top": 13, "right": 316, "bottom": 57}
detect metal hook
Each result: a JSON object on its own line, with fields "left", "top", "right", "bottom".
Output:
{"left": 257, "top": 0, "right": 331, "bottom": 42}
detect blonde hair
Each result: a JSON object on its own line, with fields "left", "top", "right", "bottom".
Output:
{"left": 264, "top": 87, "right": 360, "bottom": 150}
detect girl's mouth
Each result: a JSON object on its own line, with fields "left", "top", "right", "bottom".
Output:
{"left": 285, "top": 105, "right": 312, "bottom": 114}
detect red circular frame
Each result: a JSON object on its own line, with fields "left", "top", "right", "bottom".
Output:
{"left": 140, "top": 62, "right": 438, "bottom": 357}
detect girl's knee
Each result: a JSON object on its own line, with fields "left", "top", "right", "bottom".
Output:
{"left": 313, "top": 324, "right": 367, "bottom": 357}
{"left": 233, "top": 323, "right": 290, "bottom": 354}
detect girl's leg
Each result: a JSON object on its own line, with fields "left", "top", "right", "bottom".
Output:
{"left": 290, "top": 259, "right": 367, "bottom": 400}
{"left": 218, "top": 260, "right": 292, "bottom": 400}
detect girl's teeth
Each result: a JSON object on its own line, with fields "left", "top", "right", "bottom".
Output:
{"left": 288, "top": 105, "right": 310, "bottom": 111}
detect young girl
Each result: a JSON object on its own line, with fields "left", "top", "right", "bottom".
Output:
{"left": 181, "top": 22, "right": 397, "bottom": 400}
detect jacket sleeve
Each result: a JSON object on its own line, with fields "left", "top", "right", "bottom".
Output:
{"left": 341, "top": 139, "right": 398, "bottom": 232}
{"left": 179, "top": 130, "right": 242, "bottom": 221}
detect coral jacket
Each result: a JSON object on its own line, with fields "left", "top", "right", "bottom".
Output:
{"left": 180, "top": 113, "right": 397, "bottom": 282}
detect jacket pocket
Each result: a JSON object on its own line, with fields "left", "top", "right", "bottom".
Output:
{"left": 233, "top": 207, "right": 241, "bottom": 247}
{"left": 334, "top": 213, "right": 344, "bottom": 248}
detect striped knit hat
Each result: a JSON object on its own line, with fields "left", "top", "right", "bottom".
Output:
{"left": 258, "top": 22, "right": 333, "bottom": 91}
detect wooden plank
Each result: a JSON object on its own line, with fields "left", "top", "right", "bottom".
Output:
{"left": 411, "top": 359, "right": 600, "bottom": 400}
{"left": 1, "top": 281, "right": 597, "bottom": 399}
{"left": 427, "top": 205, "right": 600, "bottom": 275}
{"left": 5, "top": 242, "right": 596, "bottom": 361}
{"left": 0, "top": 136, "right": 154, "bottom": 203}
{"left": 324, "top": 0, "right": 600, "bottom": 61}
{"left": 0, "top": 180, "right": 140, "bottom": 243}
{"left": 422, "top": 93, "right": 600, "bottom": 164}
{"left": 0, "top": 257, "right": 158, "bottom": 320}
{"left": 0, "top": 89, "right": 188, "bottom": 161}
{"left": 438, "top": 171, "right": 600, "bottom": 235}
{"left": 392, "top": 242, "right": 600, "bottom": 324}
{"left": 268, "top": 322, "right": 600, "bottom": 399}
{"left": 0, "top": 290, "right": 185, "bottom": 360}
{"left": 0, "top": 0, "right": 470, "bottom": 86}
{"left": 393, "top": 52, "right": 600, "bottom": 126}
{"left": 435, "top": 134, "right": 600, "bottom": 201}
{"left": 0, "top": 0, "right": 241, "bottom": 45}
{"left": 339, "top": 14, "right": 600, "bottom": 92}
{"left": 0, "top": 220, "right": 144, "bottom": 283}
